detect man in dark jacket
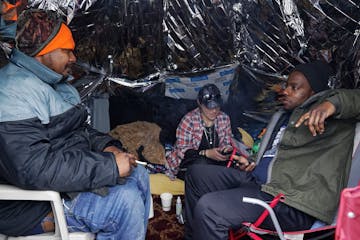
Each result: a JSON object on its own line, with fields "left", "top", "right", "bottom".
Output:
{"left": 184, "top": 61, "right": 360, "bottom": 239}
{"left": 0, "top": 9, "right": 150, "bottom": 239}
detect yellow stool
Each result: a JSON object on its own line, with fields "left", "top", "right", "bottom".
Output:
{"left": 149, "top": 173, "right": 185, "bottom": 195}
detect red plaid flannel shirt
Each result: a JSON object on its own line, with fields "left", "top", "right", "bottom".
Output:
{"left": 165, "top": 107, "right": 232, "bottom": 179}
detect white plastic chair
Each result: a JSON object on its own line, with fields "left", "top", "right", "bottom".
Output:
{"left": 0, "top": 184, "right": 95, "bottom": 240}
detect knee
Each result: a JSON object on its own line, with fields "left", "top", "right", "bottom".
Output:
{"left": 112, "top": 186, "right": 145, "bottom": 214}
{"left": 131, "top": 166, "right": 149, "bottom": 182}
{"left": 134, "top": 165, "right": 148, "bottom": 176}
{"left": 194, "top": 194, "right": 215, "bottom": 220}
{"left": 107, "top": 187, "right": 146, "bottom": 235}
{"left": 185, "top": 165, "right": 202, "bottom": 183}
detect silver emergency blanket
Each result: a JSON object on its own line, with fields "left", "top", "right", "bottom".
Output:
{"left": 20, "top": 0, "right": 360, "bottom": 89}
{"left": 28, "top": 0, "right": 96, "bottom": 23}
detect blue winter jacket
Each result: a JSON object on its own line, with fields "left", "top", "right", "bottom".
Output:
{"left": 0, "top": 17, "right": 16, "bottom": 40}
{"left": 0, "top": 50, "right": 121, "bottom": 235}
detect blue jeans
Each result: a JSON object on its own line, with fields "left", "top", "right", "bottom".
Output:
{"left": 63, "top": 166, "right": 150, "bottom": 240}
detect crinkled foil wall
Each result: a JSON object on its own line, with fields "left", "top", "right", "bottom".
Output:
{"left": 17, "top": 0, "right": 360, "bottom": 88}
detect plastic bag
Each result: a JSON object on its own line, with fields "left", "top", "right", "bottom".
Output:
{"left": 335, "top": 184, "right": 360, "bottom": 240}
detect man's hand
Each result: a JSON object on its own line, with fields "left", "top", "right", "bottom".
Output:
{"left": 104, "top": 146, "right": 137, "bottom": 177}
{"left": 233, "top": 155, "right": 256, "bottom": 172}
{"left": 103, "top": 146, "right": 121, "bottom": 154}
{"left": 295, "top": 101, "right": 336, "bottom": 136}
{"left": 113, "top": 151, "right": 138, "bottom": 177}
{"left": 206, "top": 147, "right": 229, "bottom": 161}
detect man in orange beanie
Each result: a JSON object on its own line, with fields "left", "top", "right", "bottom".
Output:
{"left": 0, "top": 9, "right": 151, "bottom": 239}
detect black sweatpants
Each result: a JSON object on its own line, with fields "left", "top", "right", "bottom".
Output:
{"left": 184, "top": 165, "right": 315, "bottom": 240}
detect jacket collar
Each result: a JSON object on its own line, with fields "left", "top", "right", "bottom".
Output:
{"left": 298, "top": 90, "right": 330, "bottom": 109}
{"left": 9, "top": 49, "right": 65, "bottom": 85}
{"left": 0, "top": 17, "right": 16, "bottom": 39}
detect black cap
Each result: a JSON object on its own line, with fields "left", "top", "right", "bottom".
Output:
{"left": 198, "top": 84, "right": 222, "bottom": 109}
{"left": 293, "top": 61, "right": 333, "bottom": 93}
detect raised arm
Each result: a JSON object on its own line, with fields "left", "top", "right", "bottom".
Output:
{"left": 295, "top": 89, "right": 360, "bottom": 136}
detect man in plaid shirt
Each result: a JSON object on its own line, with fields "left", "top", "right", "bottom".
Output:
{"left": 165, "top": 84, "right": 235, "bottom": 179}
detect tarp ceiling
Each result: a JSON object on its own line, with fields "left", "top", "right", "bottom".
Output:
{"left": 25, "top": 0, "right": 360, "bottom": 89}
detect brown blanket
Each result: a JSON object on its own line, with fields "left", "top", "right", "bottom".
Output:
{"left": 110, "top": 121, "right": 166, "bottom": 165}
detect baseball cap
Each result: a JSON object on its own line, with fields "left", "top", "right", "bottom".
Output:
{"left": 198, "top": 84, "right": 222, "bottom": 109}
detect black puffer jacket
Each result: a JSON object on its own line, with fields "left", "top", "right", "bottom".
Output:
{"left": 0, "top": 50, "right": 122, "bottom": 236}
{"left": 0, "top": 106, "right": 120, "bottom": 191}
{"left": 0, "top": 106, "right": 123, "bottom": 236}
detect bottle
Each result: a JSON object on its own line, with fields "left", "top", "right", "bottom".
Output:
{"left": 176, "top": 196, "right": 182, "bottom": 217}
